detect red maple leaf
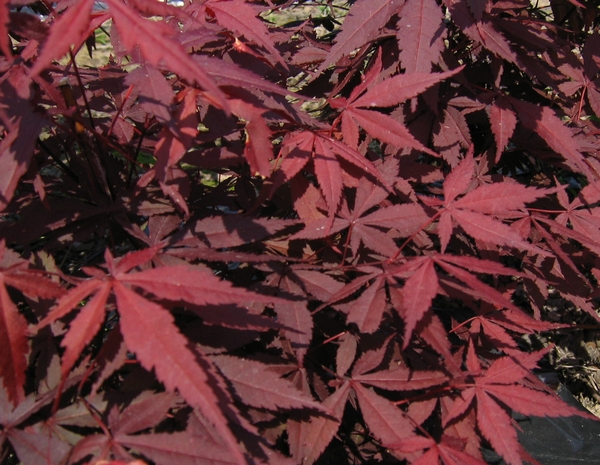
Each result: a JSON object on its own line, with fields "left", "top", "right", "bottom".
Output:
{"left": 444, "top": 344, "right": 597, "bottom": 465}
{"left": 420, "top": 150, "right": 552, "bottom": 253}
{"left": 36, "top": 247, "right": 284, "bottom": 465}
{"left": 333, "top": 65, "right": 462, "bottom": 156}
{"left": 273, "top": 130, "right": 383, "bottom": 221}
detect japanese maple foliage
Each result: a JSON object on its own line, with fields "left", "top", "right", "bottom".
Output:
{"left": 1, "top": 0, "right": 600, "bottom": 464}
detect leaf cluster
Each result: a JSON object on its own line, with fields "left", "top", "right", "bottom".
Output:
{"left": 1, "top": 0, "right": 600, "bottom": 464}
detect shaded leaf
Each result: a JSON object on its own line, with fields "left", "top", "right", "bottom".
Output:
{"left": 353, "top": 382, "right": 414, "bottom": 448}
{"left": 113, "top": 282, "right": 247, "bottom": 465}
{"left": 212, "top": 355, "right": 326, "bottom": 412}
{"left": 121, "top": 265, "right": 280, "bottom": 306}
{"left": 29, "top": 0, "right": 94, "bottom": 77}
{"left": 509, "top": 98, "right": 593, "bottom": 178}
{"left": 318, "top": 0, "right": 402, "bottom": 73}
{"left": 205, "top": 0, "right": 286, "bottom": 68}
{"left": 288, "top": 381, "right": 351, "bottom": 465}
{"left": 106, "top": 0, "right": 228, "bottom": 108}
{"left": 116, "top": 431, "right": 237, "bottom": 465}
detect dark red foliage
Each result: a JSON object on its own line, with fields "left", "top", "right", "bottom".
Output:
{"left": 1, "top": 0, "right": 599, "bottom": 464}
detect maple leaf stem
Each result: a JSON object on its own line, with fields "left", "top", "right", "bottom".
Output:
{"left": 51, "top": 377, "right": 68, "bottom": 418}
{"left": 450, "top": 315, "right": 479, "bottom": 334}
{"left": 316, "top": 331, "right": 348, "bottom": 349}
{"left": 303, "top": 244, "right": 331, "bottom": 265}
{"left": 527, "top": 208, "right": 565, "bottom": 214}
{"left": 37, "top": 137, "right": 80, "bottom": 183}
{"left": 389, "top": 209, "right": 442, "bottom": 262}
{"left": 330, "top": 114, "right": 343, "bottom": 136}
{"left": 394, "top": 385, "right": 454, "bottom": 407}
{"left": 576, "top": 86, "right": 587, "bottom": 123}
{"left": 306, "top": 352, "right": 344, "bottom": 381}
{"left": 272, "top": 146, "right": 286, "bottom": 171}
{"left": 80, "top": 396, "right": 112, "bottom": 438}
{"left": 106, "top": 84, "right": 135, "bottom": 139}
{"left": 127, "top": 115, "right": 150, "bottom": 186}
{"left": 77, "top": 360, "right": 98, "bottom": 398}
{"left": 340, "top": 224, "right": 353, "bottom": 265}
{"left": 326, "top": 238, "right": 344, "bottom": 256}
{"left": 65, "top": 51, "right": 115, "bottom": 201}
{"left": 69, "top": 49, "right": 97, "bottom": 133}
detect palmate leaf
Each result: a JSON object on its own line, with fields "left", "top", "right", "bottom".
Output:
{"left": 442, "top": 152, "right": 552, "bottom": 212}
{"left": 339, "top": 68, "right": 461, "bottom": 156}
{"left": 35, "top": 248, "right": 289, "bottom": 465}
{"left": 125, "top": 64, "right": 175, "bottom": 126}
{"left": 433, "top": 153, "right": 551, "bottom": 254}
{"left": 105, "top": 0, "right": 228, "bottom": 109}
{"left": 6, "top": 0, "right": 600, "bottom": 463}
{"left": 391, "top": 252, "right": 543, "bottom": 341}
{"left": 389, "top": 252, "right": 530, "bottom": 344}
{"left": 445, "top": 354, "right": 597, "bottom": 465}
{"left": 0, "top": 369, "right": 90, "bottom": 465}
{"left": 111, "top": 391, "right": 176, "bottom": 436}
{"left": 7, "top": 428, "right": 71, "bottom": 465}
{"left": 555, "top": 182, "right": 600, "bottom": 249}
{"left": 112, "top": 282, "right": 246, "bottom": 465}
{"left": 294, "top": 193, "right": 428, "bottom": 257}
{"left": 276, "top": 131, "right": 383, "bottom": 221}
{"left": 77, "top": 392, "right": 238, "bottom": 465}
{"left": 443, "top": 0, "right": 522, "bottom": 70}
